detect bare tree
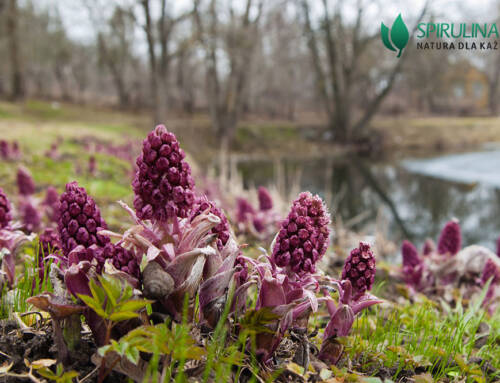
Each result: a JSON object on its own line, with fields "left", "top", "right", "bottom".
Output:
{"left": 193, "top": 0, "right": 263, "bottom": 147}
{"left": 486, "top": 9, "right": 500, "bottom": 116}
{"left": 175, "top": 41, "right": 196, "bottom": 115}
{"left": 51, "top": 13, "right": 72, "bottom": 101}
{"left": 97, "top": 6, "right": 136, "bottom": 108}
{"left": 140, "top": 0, "right": 191, "bottom": 123}
{"left": 249, "top": 4, "right": 310, "bottom": 120}
{"left": 301, "top": 0, "right": 427, "bottom": 142}
{"left": 71, "top": 46, "right": 93, "bottom": 103}
{"left": 488, "top": 52, "right": 500, "bottom": 115}
{"left": 6, "top": 0, "right": 24, "bottom": 100}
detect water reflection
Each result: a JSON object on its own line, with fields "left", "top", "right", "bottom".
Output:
{"left": 233, "top": 154, "right": 500, "bottom": 249}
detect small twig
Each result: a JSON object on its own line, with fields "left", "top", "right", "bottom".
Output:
{"left": 78, "top": 365, "right": 99, "bottom": 383}
{"left": 12, "top": 312, "right": 30, "bottom": 330}
{"left": 2, "top": 367, "right": 43, "bottom": 382}
{"left": 101, "top": 356, "right": 121, "bottom": 381}
{"left": 20, "top": 311, "right": 45, "bottom": 328}
{"left": 97, "top": 322, "right": 115, "bottom": 383}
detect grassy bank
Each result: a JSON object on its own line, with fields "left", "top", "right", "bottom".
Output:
{"left": 374, "top": 115, "right": 500, "bottom": 156}
{"left": 3, "top": 99, "right": 500, "bottom": 159}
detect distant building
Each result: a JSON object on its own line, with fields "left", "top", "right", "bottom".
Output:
{"left": 445, "top": 60, "right": 489, "bottom": 113}
{"left": 381, "top": 59, "right": 490, "bottom": 116}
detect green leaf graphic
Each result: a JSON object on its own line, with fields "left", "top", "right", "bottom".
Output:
{"left": 381, "top": 22, "right": 396, "bottom": 52}
{"left": 390, "top": 14, "right": 409, "bottom": 58}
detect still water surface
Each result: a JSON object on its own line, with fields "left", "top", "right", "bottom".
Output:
{"left": 233, "top": 150, "right": 500, "bottom": 250}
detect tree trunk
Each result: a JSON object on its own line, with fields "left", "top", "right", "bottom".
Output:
{"left": 0, "top": 0, "right": 6, "bottom": 95}
{"left": 142, "top": 0, "right": 161, "bottom": 123}
{"left": 54, "top": 65, "right": 71, "bottom": 101}
{"left": 176, "top": 48, "right": 195, "bottom": 115}
{"left": 489, "top": 53, "right": 500, "bottom": 115}
{"left": 6, "top": 0, "right": 24, "bottom": 100}
{"left": 98, "top": 34, "right": 129, "bottom": 109}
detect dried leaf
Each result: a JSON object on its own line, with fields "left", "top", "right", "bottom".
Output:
{"left": 31, "top": 359, "right": 57, "bottom": 369}
{"left": 286, "top": 362, "right": 305, "bottom": 376}
{"left": 319, "top": 368, "right": 332, "bottom": 380}
{"left": 413, "top": 373, "right": 434, "bottom": 383}
{"left": 0, "top": 361, "right": 13, "bottom": 373}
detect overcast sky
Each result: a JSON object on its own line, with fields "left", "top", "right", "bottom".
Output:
{"left": 32, "top": 0, "right": 500, "bottom": 44}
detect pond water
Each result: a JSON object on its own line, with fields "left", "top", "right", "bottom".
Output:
{"left": 233, "top": 150, "right": 500, "bottom": 251}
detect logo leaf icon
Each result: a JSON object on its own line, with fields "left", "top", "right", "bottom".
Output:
{"left": 380, "top": 23, "right": 396, "bottom": 52}
{"left": 390, "top": 14, "right": 409, "bottom": 57}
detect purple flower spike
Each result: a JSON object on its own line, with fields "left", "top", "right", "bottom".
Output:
{"left": 44, "top": 186, "right": 59, "bottom": 206}
{"left": 93, "top": 242, "right": 140, "bottom": 279}
{"left": 12, "top": 141, "right": 20, "bottom": 158}
{"left": 0, "top": 188, "right": 12, "bottom": 229}
{"left": 236, "top": 198, "right": 255, "bottom": 223}
{"left": 422, "top": 238, "right": 435, "bottom": 256}
{"left": 258, "top": 186, "right": 273, "bottom": 211}
{"left": 191, "top": 196, "right": 230, "bottom": 251}
{"left": 271, "top": 192, "right": 330, "bottom": 275}
{"left": 58, "top": 182, "right": 109, "bottom": 255}
{"left": 401, "top": 240, "right": 419, "bottom": 268}
{"left": 43, "top": 186, "right": 60, "bottom": 222}
{"left": 20, "top": 200, "right": 41, "bottom": 232}
{"left": 17, "top": 166, "right": 36, "bottom": 196}
{"left": 133, "top": 125, "right": 195, "bottom": 222}
{"left": 401, "top": 240, "right": 423, "bottom": 289}
{"left": 342, "top": 242, "right": 376, "bottom": 298}
{"left": 89, "top": 156, "right": 97, "bottom": 175}
{"left": 481, "top": 259, "right": 500, "bottom": 287}
{"left": 0, "top": 140, "right": 9, "bottom": 159}
{"left": 437, "top": 220, "right": 461, "bottom": 256}
{"left": 496, "top": 236, "right": 500, "bottom": 258}
{"left": 481, "top": 259, "right": 500, "bottom": 312}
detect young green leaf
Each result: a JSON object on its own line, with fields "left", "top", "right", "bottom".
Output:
{"left": 390, "top": 14, "right": 409, "bottom": 57}
{"left": 116, "top": 299, "right": 153, "bottom": 313}
{"left": 381, "top": 23, "right": 396, "bottom": 52}
{"left": 78, "top": 294, "right": 107, "bottom": 318}
{"left": 109, "top": 311, "right": 140, "bottom": 322}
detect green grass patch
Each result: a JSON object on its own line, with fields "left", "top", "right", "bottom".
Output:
{"left": 347, "top": 293, "right": 499, "bottom": 381}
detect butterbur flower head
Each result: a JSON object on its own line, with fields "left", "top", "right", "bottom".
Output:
{"left": 21, "top": 200, "right": 41, "bottom": 232}
{"left": 44, "top": 186, "right": 59, "bottom": 206}
{"left": 0, "top": 188, "right": 12, "bottom": 229}
{"left": 191, "top": 196, "right": 230, "bottom": 251}
{"left": 93, "top": 243, "right": 140, "bottom": 279}
{"left": 0, "top": 141, "right": 9, "bottom": 159}
{"left": 437, "top": 220, "right": 461, "bottom": 256}
{"left": 236, "top": 197, "right": 254, "bottom": 223}
{"left": 253, "top": 217, "right": 265, "bottom": 233}
{"left": 422, "top": 238, "right": 435, "bottom": 256}
{"left": 17, "top": 166, "right": 35, "bottom": 196}
{"left": 401, "top": 240, "right": 423, "bottom": 289}
{"left": 58, "top": 182, "right": 109, "bottom": 255}
{"left": 272, "top": 192, "right": 330, "bottom": 275}
{"left": 401, "top": 240, "right": 420, "bottom": 268}
{"left": 342, "top": 242, "right": 376, "bottom": 297}
{"left": 44, "top": 186, "right": 60, "bottom": 222}
{"left": 12, "top": 141, "right": 20, "bottom": 157}
{"left": 258, "top": 186, "right": 273, "bottom": 211}
{"left": 133, "top": 125, "right": 195, "bottom": 222}
{"left": 481, "top": 259, "right": 500, "bottom": 287}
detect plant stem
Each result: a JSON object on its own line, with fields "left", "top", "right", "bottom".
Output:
{"left": 97, "top": 321, "right": 114, "bottom": 383}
